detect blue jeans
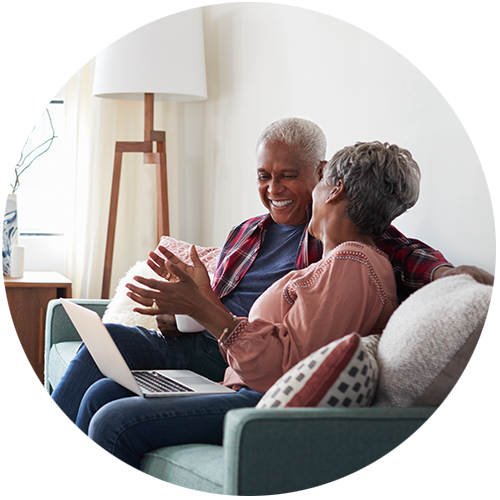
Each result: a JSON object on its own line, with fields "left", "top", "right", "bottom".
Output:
{"left": 77, "top": 380, "right": 263, "bottom": 469}
{"left": 51, "top": 323, "right": 229, "bottom": 422}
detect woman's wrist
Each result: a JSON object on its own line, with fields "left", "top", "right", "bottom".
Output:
{"left": 201, "top": 285, "right": 229, "bottom": 312}
{"left": 218, "top": 314, "right": 240, "bottom": 342}
{"left": 190, "top": 296, "right": 241, "bottom": 340}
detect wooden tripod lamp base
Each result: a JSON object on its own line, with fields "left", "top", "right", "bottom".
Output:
{"left": 101, "top": 93, "right": 169, "bottom": 299}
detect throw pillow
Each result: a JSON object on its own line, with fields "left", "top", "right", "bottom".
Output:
{"left": 102, "top": 260, "right": 160, "bottom": 330}
{"left": 256, "top": 333, "right": 379, "bottom": 409}
{"left": 155, "top": 236, "right": 221, "bottom": 276}
{"left": 102, "top": 237, "right": 222, "bottom": 330}
{"left": 372, "top": 274, "right": 492, "bottom": 408}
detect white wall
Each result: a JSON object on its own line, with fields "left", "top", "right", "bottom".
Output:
{"left": 173, "top": 3, "right": 494, "bottom": 274}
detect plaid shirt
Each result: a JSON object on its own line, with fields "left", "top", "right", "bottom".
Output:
{"left": 212, "top": 206, "right": 451, "bottom": 302}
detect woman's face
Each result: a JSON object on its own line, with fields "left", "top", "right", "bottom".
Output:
{"left": 256, "top": 141, "right": 319, "bottom": 226}
{"left": 308, "top": 177, "right": 330, "bottom": 241}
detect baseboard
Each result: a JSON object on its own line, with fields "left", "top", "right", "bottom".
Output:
{"left": 2, "top": 390, "right": 45, "bottom": 418}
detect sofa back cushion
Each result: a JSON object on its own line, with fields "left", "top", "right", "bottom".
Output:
{"left": 373, "top": 274, "right": 492, "bottom": 407}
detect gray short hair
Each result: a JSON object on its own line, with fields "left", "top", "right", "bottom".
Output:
{"left": 256, "top": 117, "right": 327, "bottom": 167}
{"left": 324, "top": 141, "right": 421, "bottom": 236}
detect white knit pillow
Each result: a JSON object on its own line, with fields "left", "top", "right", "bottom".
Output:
{"left": 373, "top": 274, "right": 492, "bottom": 407}
{"left": 102, "top": 260, "right": 160, "bottom": 330}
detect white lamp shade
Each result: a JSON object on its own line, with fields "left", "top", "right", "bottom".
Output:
{"left": 93, "top": 8, "right": 207, "bottom": 101}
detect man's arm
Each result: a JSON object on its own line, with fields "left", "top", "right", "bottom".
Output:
{"left": 433, "top": 264, "right": 494, "bottom": 285}
{"left": 377, "top": 226, "right": 493, "bottom": 301}
{"left": 376, "top": 226, "right": 452, "bottom": 301}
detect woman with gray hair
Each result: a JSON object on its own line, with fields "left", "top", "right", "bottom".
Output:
{"left": 75, "top": 140, "right": 418, "bottom": 469}
{"left": 313, "top": 141, "right": 421, "bottom": 238}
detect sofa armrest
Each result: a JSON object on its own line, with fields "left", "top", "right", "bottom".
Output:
{"left": 44, "top": 299, "right": 110, "bottom": 387}
{"left": 222, "top": 406, "right": 435, "bottom": 496}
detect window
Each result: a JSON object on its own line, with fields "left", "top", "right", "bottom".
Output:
{"left": 2, "top": 2, "right": 69, "bottom": 237}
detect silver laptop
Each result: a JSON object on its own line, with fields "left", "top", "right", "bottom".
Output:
{"left": 60, "top": 299, "right": 235, "bottom": 398}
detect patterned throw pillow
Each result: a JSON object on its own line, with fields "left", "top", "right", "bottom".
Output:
{"left": 156, "top": 236, "right": 221, "bottom": 276}
{"left": 256, "top": 333, "right": 379, "bottom": 409}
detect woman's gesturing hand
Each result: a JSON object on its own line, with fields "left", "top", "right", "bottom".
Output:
{"left": 147, "top": 245, "right": 212, "bottom": 294}
{"left": 125, "top": 258, "right": 206, "bottom": 318}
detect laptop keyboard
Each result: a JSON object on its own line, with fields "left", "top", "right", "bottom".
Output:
{"left": 134, "top": 371, "right": 195, "bottom": 393}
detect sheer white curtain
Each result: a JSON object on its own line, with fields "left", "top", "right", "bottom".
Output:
{"left": 63, "top": 58, "right": 166, "bottom": 299}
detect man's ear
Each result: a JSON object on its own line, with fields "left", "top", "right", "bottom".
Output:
{"left": 316, "top": 161, "right": 327, "bottom": 181}
{"left": 326, "top": 179, "right": 345, "bottom": 203}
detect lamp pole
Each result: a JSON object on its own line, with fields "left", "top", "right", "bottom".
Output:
{"left": 101, "top": 93, "right": 169, "bottom": 299}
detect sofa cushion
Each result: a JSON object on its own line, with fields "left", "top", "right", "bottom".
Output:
{"left": 256, "top": 333, "right": 379, "bottom": 408}
{"left": 102, "top": 236, "right": 221, "bottom": 330}
{"left": 373, "top": 274, "right": 492, "bottom": 407}
{"left": 141, "top": 443, "right": 224, "bottom": 494}
{"left": 47, "top": 341, "right": 81, "bottom": 390}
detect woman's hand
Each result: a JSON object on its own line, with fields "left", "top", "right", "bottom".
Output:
{"left": 148, "top": 245, "right": 212, "bottom": 293}
{"left": 126, "top": 257, "right": 241, "bottom": 340}
{"left": 126, "top": 258, "right": 206, "bottom": 317}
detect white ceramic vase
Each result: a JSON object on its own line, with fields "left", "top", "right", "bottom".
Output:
{"left": 3, "top": 193, "right": 19, "bottom": 276}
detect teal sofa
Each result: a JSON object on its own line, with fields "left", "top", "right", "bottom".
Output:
{"left": 44, "top": 298, "right": 433, "bottom": 495}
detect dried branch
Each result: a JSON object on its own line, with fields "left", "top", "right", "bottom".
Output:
{"left": 2, "top": 41, "right": 56, "bottom": 193}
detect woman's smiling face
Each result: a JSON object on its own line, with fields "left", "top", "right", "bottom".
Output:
{"left": 256, "top": 141, "right": 320, "bottom": 226}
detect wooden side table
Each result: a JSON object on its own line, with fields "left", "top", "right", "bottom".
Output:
{"left": 4, "top": 271, "right": 72, "bottom": 383}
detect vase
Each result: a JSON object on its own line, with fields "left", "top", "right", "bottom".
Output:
{"left": 3, "top": 193, "right": 19, "bottom": 276}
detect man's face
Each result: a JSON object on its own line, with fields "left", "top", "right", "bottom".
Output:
{"left": 256, "top": 141, "right": 320, "bottom": 226}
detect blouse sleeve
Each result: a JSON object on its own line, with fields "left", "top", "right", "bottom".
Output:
{"left": 218, "top": 247, "right": 393, "bottom": 393}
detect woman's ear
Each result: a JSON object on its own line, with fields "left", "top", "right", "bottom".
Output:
{"left": 326, "top": 179, "right": 345, "bottom": 203}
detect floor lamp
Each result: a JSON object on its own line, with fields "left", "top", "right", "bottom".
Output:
{"left": 92, "top": 9, "right": 207, "bottom": 299}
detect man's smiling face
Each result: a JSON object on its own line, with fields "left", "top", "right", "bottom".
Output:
{"left": 256, "top": 141, "right": 320, "bottom": 226}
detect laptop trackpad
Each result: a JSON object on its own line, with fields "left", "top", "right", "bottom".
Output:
{"left": 155, "top": 369, "right": 232, "bottom": 392}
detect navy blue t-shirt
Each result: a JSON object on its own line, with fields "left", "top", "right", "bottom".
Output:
{"left": 221, "top": 221, "right": 306, "bottom": 317}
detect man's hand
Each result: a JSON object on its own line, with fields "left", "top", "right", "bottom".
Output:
{"left": 156, "top": 314, "right": 179, "bottom": 338}
{"left": 434, "top": 265, "right": 494, "bottom": 285}
{"left": 155, "top": 314, "right": 198, "bottom": 339}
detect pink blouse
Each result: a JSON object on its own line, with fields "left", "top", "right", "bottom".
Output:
{"left": 218, "top": 242, "right": 398, "bottom": 393}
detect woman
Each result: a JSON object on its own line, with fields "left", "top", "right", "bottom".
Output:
{"left": 76, "top": 141, "right": 420, "bottom": 469}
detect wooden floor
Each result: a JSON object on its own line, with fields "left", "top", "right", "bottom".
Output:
{"left": 2, "top": 418, "right": 40, "bottom": 455}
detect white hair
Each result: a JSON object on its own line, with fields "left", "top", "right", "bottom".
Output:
{"left": 256, "top": 117, "right": 327, "bottom": 167}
